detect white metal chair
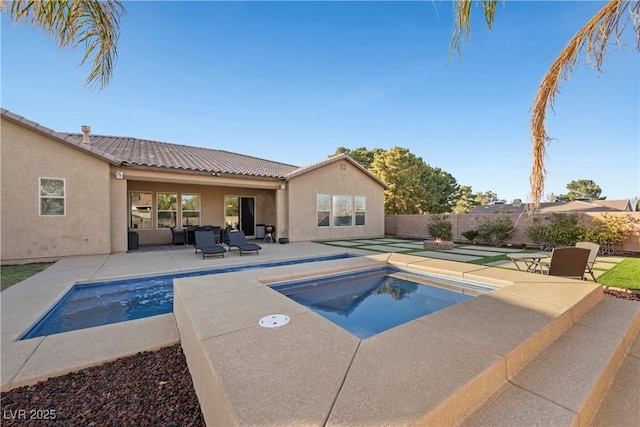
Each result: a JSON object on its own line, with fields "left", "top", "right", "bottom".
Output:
{"left": 575, "top": 242, "right": 600, "bottom": 282}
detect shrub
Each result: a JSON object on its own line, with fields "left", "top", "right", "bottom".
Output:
{"left": 526, "top": 213, "right": 586, "bottom": 249}
{"left": 581, "top": 213, "right": 640, "bottom": 247}
{"left": 477, "top": 217, "right": 513, "bottom": 246}
{"left": 427, "top": 215, "right": 452, "bottom": 241}
{"left": 461, "top": 229, "right": 479, "bottom": 242}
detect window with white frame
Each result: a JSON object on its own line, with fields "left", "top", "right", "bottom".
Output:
{"left": 181, "top": 194, "right": 201, "bottom": 226}
{"left": 317, "top": 194, "right": 331, "bottom": 227}
{"left": 39, "top": 178, "right": 65, "bottom": 216}
{"left": 333, "top": 195, "right": 353, "bottom": 226}
{"left": 157, "top": 192, "right": 178, "bottom": 228}
{"left": 355, "top": 196, "right": 366, "bottom": 226}
{"left": 129, "top": 191, "right": 152, "bottom": 229}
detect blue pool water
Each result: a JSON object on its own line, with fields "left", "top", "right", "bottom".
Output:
{"left": 21, "top": 253, "right": 354, "bottom": 339}
{"left": 271, "top": 267, "right": 492, "bottom": 339}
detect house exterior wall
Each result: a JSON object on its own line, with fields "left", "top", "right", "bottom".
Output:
{"left": 286, "top": 160, "right": 385, "bottom": 241}
{"left": 1, "top": 119, "right": 113, "bottom": 263}
{"left": 126, "top": 180, "right": 277, "bottom": 245}
{"left": 110, "top": 173, "right": 128, "bottom": 253}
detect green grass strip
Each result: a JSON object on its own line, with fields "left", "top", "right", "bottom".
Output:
{"left": 597, "top": 258, "right": 640, "bottom": 290}
{"left": 1, "top": 263, "right": 53, "bottom": 291}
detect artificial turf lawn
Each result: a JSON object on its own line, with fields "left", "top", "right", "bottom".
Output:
{"left": 596, "top": 258, "right": 640, "bottom": 290}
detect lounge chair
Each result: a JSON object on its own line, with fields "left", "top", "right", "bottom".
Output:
{"left": 540, "top": 247, "right": 590, "bottom": 280}
{"left": 194, "top": 230, "right": 226, "bottom": 258}
{"left": 225, "top": 229, "right": 262, "bottom": 255}
{"left": 575, "top": 242, "right": 600, "bottom": 282}
{"left": 170, "top": 226, "right": 186, "bottom": 245}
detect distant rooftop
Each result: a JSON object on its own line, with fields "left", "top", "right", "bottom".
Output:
{"left": 469, "top": 199, "right": 632, "bottom": 214}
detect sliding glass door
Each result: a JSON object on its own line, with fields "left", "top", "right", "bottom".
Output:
{"left": 224, "top": 196, "right": 255, "bottom": 237}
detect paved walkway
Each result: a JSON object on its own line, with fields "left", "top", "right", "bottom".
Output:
{"left": 319, "top": 239, "right": 624, "bottom": 280}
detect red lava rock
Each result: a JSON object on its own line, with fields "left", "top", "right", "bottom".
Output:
{"left": 0, "top": 344, "right": 205, "bottom": 426}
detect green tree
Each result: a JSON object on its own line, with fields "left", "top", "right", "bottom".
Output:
{"left": 1, "top": 0, "right": 125, "bottom": 89}
{"left": 564, "top": 179, "right": 604, "bottom": 201}
{"left": 331, "top": 147, "right": 385, "bottom": 170}
{"left": 452, "top": 0, "right": 640, "bottom": 206}
{"left": 453, "top": 185, "right": 479, "bottom": 213}
{"left": 420, "top": 166, "right": 460, "bottom": 214}
{"left": 370, "top": 147, "right": 431, "bottom": 215}
{"left": 474, "top": 191, "right": 498, "bottom": 206}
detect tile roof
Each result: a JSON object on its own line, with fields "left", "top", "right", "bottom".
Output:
{"left": 1, "top": 108, "right": 121, "bottom": 165}
{"left": 2, "top": 108, "right": 386, "bottom": 185}
{"left": 285, "top": 153, "right": 389, "bottom": 189}
{"left": 60, "top": 133, "right": 299, "bottom": 179}
{"left": 469, "top": 200, "right": 631, "bottom": 214}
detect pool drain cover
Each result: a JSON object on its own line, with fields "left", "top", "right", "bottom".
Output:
{"left": 259, "top": 314, "right": 290, "bottom": 328}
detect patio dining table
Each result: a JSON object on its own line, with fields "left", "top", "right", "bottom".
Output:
{"left": 508, "top": 252, "right": 551, "bottom": 273}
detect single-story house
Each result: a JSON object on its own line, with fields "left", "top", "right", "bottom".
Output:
{"left": 1, "top": 109, "right": 388, "bottom": 264}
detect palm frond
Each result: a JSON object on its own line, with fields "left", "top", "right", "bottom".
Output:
{"left": 1, "top": 0, "right": 125, "bottom": 89}
{"left": 449, "top": 0, "right": 500, "bottom": 61}
{"left": 528, "top": 0, "right": 639, "bottom": 208}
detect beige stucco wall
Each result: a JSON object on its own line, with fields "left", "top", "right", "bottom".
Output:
{"left": 1, "top": 117, "right": 386, "bottom": 260}
{"left": 385, "top": 212, "right": 640, "bottom": 251}
{"left": 1, "top": 119, "right": 113, "bottom": 263}
{"left": 126, "top": 181, "right": 277, "bottom": 245}
{"left": 286, "top": 160, "right": 386, "bottom": 241}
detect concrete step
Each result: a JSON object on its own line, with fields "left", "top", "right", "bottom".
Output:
{"left": 459, "top": 297, "right": 640, "bottom": 427}
{"left": 591, "top": 332, "right": 640, "bottom": 426}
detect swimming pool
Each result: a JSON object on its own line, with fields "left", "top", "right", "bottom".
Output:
{"left": 271, "top": 266, "right": 496, "bottom": 339}
{"left": 21, "top": 253, "right": 355, "bottom": 340}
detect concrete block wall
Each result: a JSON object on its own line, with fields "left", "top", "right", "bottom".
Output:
{"left": 385, "top": 212, "right": 640, "bottom": 251}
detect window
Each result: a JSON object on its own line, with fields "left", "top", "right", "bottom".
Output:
{"left": 181, "top": 194, "right": 200, "bottom": 226}
{"left": 355, "top": 196, "right": 366, "bottom": 226}
{"left": 39, "top": 178, "right": 65, "bottom": 216}
{"left": 129, "top": 191, "right": 152, "bottom": 229}
{"left": 333, "top": 195, "right": 353, "bottom": 227}
{"left": 317, "top": 194, "right": 330, "bottom": 227}
{"left": 157, "top": 192, "right": 178, "bottom": 228}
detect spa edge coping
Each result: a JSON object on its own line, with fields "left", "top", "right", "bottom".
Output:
{"left": 174, "top": 252, "right": 607, "bottom": 426}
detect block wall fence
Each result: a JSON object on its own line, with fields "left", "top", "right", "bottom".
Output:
{"left": 385, "top": 212, "right": 640, "bottom": 252}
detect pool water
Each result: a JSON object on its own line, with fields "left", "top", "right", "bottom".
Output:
{"left": 271, "top": 267, "right": 492, "bottom": 339}
{"left": 21, "top": 254, "right": 354, "bottom": 339}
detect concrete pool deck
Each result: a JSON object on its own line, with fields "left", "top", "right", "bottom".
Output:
{"left": 173, "top": 252, "right": 639, "bottom": 426}
{"left": 2, "top": 241, "right": 639, "bottom": 426}
{"left": 1, "top": 241, "right": 367, "bottom": 391}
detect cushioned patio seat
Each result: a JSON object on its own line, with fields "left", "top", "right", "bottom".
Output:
{"left": 225, "top": 229, "right": 262, "bottom": 255}
{"left": 194, "top": 230, "right": 226, "bottom": 258}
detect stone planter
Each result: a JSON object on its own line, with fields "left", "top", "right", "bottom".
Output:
{"left": 423, "top": 239, "right": 454, "bottom": 250}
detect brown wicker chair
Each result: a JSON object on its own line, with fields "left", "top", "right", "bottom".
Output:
{"left": 541, "top": 247, "right": 591, "bottom": 280}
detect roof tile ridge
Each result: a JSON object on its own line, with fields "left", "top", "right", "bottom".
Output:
{"left": 213, "top": 148, "right": 299, "bottom": 168}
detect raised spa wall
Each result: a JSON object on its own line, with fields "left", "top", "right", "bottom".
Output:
{"left": 173, "top": 252, "right": 619, "bottom": 426}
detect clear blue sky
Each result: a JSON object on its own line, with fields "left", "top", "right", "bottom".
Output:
{"left": 2, "top": 1, "right": 638, "bottom": 202}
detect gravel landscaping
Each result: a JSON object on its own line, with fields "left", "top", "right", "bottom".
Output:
{"left": 0, "top": 344, "right": 204, "bottom": 426}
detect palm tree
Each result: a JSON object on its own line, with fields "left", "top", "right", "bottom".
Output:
{"left": 451, "top": 0, "right": 640, "bottom": 208}
{"left": 1, "top": 0, "right": 125, "bottom": 89}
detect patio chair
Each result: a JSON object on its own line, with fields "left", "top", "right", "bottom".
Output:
{"left": 194, "top": 230, "right": 226, "bottom": 258}
{"left": 225, "top": 229, "right": 262, "bottom": 255}
{"left": 575, "top": 242, "right": 600, "bottom": 282}
{"left": 540, "top": 247, "right": 591, "bottom": 280}
{"left": 170, "top": 227, "right": 186, "bottom": 245}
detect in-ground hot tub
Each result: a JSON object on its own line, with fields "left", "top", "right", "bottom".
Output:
{"left": 173, "top": 253, "right": 602, "bottom": 426}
